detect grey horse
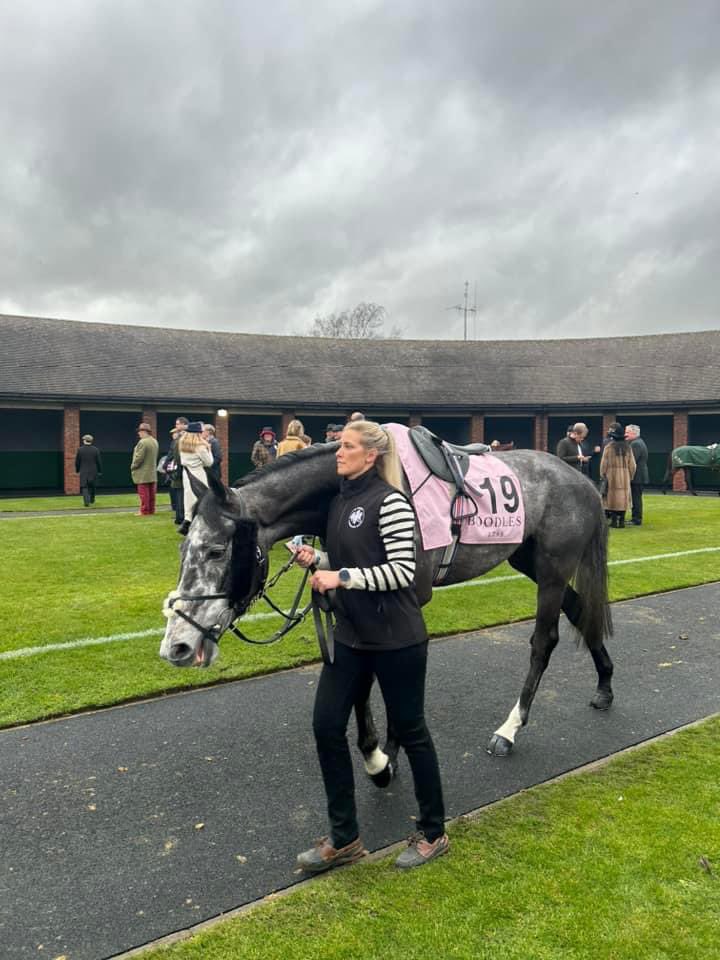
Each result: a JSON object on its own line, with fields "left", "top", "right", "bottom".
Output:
{"left": 160, "top": 439, "right": 613, "bottom": 777}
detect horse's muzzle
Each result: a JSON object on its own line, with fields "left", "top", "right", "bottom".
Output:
{"left": 167, "top": 641, "right": 198, "bottom": 668}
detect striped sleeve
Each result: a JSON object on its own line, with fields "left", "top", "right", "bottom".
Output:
{"left": 345, "top": 492, "right": 417, "bottom": 591}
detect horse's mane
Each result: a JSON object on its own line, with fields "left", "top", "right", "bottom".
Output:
{"left": 232, "top": 442, "right": 337, "bottom": 488}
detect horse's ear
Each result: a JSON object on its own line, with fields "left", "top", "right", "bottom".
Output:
{"left": 187, "top": 470, "right": 209, "bottom": 502}
{"left": 204, "top": 467, "right": 230, "bottom": 505}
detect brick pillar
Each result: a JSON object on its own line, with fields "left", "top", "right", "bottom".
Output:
{"left": 672, "top": 412, "right": 689, "bottom": 492}
{"left": 280, "top": 411, "right": 294, "bottom": 438}
{"left": 533, "top": 413, "right": 548, "bottom": 452}
{"left": 602, "top": 413, "right": 616, "bottom": 440}
{"left": 408, "top": 413, "right": 422, "bottom": 427}
{"left": 141, "top": 409, "right": 157, "bottom": 435}
{"left": 214, "top": 414, "right": 230, "bottom": 485}
{"left": 63, "top": 406, "right": 81, "bottom": 495}
{"left": 470, "top": 414, "right": 484, "bottom": 444}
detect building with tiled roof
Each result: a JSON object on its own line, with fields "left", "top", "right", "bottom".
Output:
{"left": 1, "top": 313, "right": 719, "bottom": 493}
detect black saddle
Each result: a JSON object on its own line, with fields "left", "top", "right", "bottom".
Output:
{"left": 409, "top": 425, "right": 490, "bottom": 484}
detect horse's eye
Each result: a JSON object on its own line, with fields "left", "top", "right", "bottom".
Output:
{"left": 206, "top": 546, "right": 227, "bottom": 561}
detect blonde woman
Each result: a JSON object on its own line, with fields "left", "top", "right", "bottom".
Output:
{"left": 291, "top": 420, "right": 447, "bottom": 873}
{"left": 277, "top": 419, "right": 307, "bottom": 456}
{"left": 178, "top": 421, "right": 213, "bottom": 534}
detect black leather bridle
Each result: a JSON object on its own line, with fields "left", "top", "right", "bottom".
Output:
{"left": 166, "top": 540, "right": 314, "bottom": 651}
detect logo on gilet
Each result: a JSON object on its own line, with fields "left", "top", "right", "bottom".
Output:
{"left": 348, "top": 506, "right": 365, "bottom": 528}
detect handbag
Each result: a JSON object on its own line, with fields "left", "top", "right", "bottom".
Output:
{"left": 599, "top": 477, "right": 608, "bottom": 497}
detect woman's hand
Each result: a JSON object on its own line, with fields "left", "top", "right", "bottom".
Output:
{"left": 310, "top": 570, "right": 341, "bottom": 593}
{"left": 291, "top": 545, "right": 316, "bottom": 569}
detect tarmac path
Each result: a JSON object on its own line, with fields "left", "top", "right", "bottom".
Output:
{"left": 1, "top": 583, "right": 719, "bottom": 960}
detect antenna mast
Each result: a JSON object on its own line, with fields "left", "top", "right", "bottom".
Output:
{"left": 446, "top": 280, "right": 477, "bottom": 341}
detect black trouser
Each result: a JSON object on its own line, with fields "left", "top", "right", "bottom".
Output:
{"left": 169, "top": 486, "right": 184, "bottom": 523}
{"left": 312, "top": 639, "right": 445, "bottom": 848}
{"left": 630, "top": 483, "right": 643, "bottom": 523}
{"left": 81, "top": 481, "right": 96, "bottom": 505}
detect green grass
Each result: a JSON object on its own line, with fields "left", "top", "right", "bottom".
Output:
{"left": 0, "top": 492, "right": 141, "bottom": 511}
{"left": 1, "top": 494, "right": 719, "bottom": 728}
{"left": 144, "top": 716, "right": 720, "bottom": 960}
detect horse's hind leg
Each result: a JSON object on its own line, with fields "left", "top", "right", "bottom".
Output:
{"left": 561, "top": 583, "right": 614, "bottom": 710}
{"left": 487, "top": 578, "right": 564, "bottom": 757}
{"left": 353, "top": 675, "right": 395, "bottom": 788}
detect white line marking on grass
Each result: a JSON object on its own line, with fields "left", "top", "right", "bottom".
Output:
{"left": 0, "top": 611, "right": 279, "bottom": 661}
{"left": 4, "top": 547, "right": 720, "bottom": 661}
{"left": 436, "top": 546, "right": 720, "bottom": 590}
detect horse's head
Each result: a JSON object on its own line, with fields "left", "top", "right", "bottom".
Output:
{"left": 159, "top": 471, "right": 267, "bottom": 668}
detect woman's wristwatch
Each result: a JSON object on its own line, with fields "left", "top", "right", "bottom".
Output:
{"left": 338, "top": 568, "right": 351, "bottom": 588}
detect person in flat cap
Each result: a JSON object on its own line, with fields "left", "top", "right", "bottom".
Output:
{"left": 177, "top": 422, "right": 213, "bottom": 534}
{"left": 130, "top": 423, "right": 159, "bottom": 516}
{"left": 599, "top": 422, "right": 636, "bottom": 528}
{"left": 75, "top": 434, "right": 102, "bottom": 507}
{"left": 251, "top": 426, "right": 278, "bottom": 469}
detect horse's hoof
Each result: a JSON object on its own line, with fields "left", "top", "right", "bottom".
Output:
{"left": 369, "top": 761, "right": 395, "bottom": 788}
{"left": 590, "top": 691, "right": 614, "bottom": 711}
{"left": 487, "top": 734, "right": 513, "bottom": 757}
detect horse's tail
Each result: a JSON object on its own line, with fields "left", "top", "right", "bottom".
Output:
{"left": 573, "top": 502, "right": 613, "bottom": 648}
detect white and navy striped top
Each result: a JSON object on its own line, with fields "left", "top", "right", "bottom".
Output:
{"left": 317, "top": 490, "right": 416, "bottom": 590}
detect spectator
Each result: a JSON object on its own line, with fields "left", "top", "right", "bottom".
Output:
{"left": 130, "top": 423, "right": 159, "bottom": 516}
{"left": 202, "top": 423, "right": 223, "bottom": 479}
{"left": 178, "top": 422, "right": 213, "bottom": 535}
{"left": 164, "top": 427, "right": 185, "bottom": 525}
{"left": 556, "top": 426, "right": 588, "bottom": 471}
{"left": 75, "top": 434, "right": 102, "bottom": 507}
{"left": 302, "top": 433, "right": 313, "bottom": 446}
{"left": 251, "top": 427, "right": 277, "bottom": 468}
{"left": 325, "top": 423, "right": 344, "bottom": 442}
{"left": 573, "top": 422, "right": 601, "bottom": 476}
{"left": 277, "top": 419, "right": 307, "bottom": 456}
{"left": 600, "top": 423, "right": 636, "bottom": 528}
{"left": 625, "top": 424, "right": 649, "bottom": 525}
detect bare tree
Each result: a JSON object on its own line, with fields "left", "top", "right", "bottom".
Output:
{"left": 309, "top": 302, "right": 403, "bottom": 339}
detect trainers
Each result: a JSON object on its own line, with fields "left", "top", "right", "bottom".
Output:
{"left": 296, "top": 836, "right": 367, "bottom": 874}
{"left": 395, "top": 831, "right": 449, "bottom": 870}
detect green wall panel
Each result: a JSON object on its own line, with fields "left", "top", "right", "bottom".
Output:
{"left": 229, "top": 453, "right": 253, "bottom": 483}
{"left": 95, "top": 452, "right": 136, "bottom": 488}
{"left": 0, "top": 452, "right": 63, "bottom": 490}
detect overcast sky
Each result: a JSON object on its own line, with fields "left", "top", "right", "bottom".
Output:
{"left": 1, "top": 0, "right": 718, "bottom": 341}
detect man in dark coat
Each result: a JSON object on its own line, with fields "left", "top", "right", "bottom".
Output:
{"left": 75, "top": 434, "right": 102, "bottom": 506}
{"left": 625, "top": 424, "right": 649, "bottom": 525}
{"left": 556, "top": 426, "right": 589, "bottom": 471}
{"left": 203, "top": 423, "right": 223, "bottom": 479}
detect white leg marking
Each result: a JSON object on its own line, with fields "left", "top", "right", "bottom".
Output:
{"left": 363, "top": 747, "right": 389, "bottom": 776}
{"left": 494, "top": 700, "right": 523, "bottom": 744}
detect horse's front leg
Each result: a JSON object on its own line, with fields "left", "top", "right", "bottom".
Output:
{"left": 487, "top": 582, "right": 563, "bottom": 757}
{"left": 354, "top": 674, "right": 394, "bottom": 788}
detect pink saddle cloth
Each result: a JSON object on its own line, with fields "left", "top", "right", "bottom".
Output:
{"left": 386, "top": 423, "right": 525, "bottom": 550}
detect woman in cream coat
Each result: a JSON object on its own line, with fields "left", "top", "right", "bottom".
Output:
{"left": 178, "top": 421, "right": 213, "bottom": 533}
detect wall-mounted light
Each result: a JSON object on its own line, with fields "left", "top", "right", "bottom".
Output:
{"left": 216, "top": 408, "right": 228, "bottom": 417}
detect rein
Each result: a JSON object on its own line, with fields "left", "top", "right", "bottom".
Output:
{"left": 166, "top": 546, "right": 314, "bottom": 649}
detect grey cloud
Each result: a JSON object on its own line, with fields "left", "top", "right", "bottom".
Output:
{"left": 0, "top": 0, "right": 719, "bottom": 340}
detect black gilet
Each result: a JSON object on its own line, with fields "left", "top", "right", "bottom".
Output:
{"left": 326, "top": 467, "right": 427, "bottom": 651}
